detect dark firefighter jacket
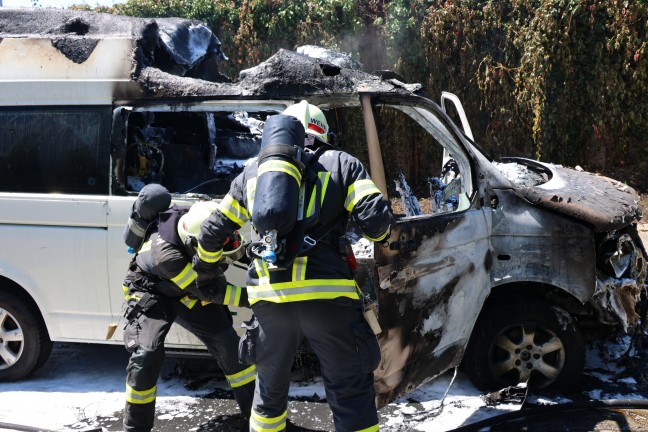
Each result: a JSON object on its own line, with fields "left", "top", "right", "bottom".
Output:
{"left": 126, "top": 206, "right": 247, "bottom": 309}
{"left": 197, "top": 148, "right": 394, "bottom": 306}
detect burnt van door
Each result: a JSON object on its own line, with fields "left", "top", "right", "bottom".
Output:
{"left": 366, "top": 100, "right": 492, "bottom": 407}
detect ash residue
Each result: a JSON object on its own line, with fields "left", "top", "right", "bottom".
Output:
{"left": 494, "top": 161, "right": 548, "bottom": 188}
{"left": 0, "top": 8, "right": 226, "bottom": 82}
{"left": 0, "top": 8, "right": 144, "bottom": 37}
{"left": 347, "top": 230, "right": 374, "bottom": 259}
{"left": 51, "top": 38, "right": 98, "bottom": 64}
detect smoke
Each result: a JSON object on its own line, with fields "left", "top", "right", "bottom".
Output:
{"left": 339, "top": 32, "right": 387, "bottom": 72}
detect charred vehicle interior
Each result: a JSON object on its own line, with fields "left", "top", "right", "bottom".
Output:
{"left": 0, "top": 8, "right": 646, "bottom": 409}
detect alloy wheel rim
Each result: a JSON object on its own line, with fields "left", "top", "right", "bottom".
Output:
{"left": 0, "top": 307, "right": 24, "bottom": 370}
{"left": 489, "top": 321, "right": 565, "bottom": 388}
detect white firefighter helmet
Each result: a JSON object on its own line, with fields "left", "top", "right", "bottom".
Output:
{"left": 177, "top": 201, "right": 218, "bottom": 245}
{"left": 283, "top": 100, "right": 329, "bottom": 143}
{"left": 177, "top": 200, "right": 244, "bottom": 261}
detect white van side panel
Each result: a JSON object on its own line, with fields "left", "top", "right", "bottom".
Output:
{"left": 0, "top": 193, "right": 110, "bottom": 342}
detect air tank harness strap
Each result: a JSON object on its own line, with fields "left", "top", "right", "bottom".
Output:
{"left": 125, "top": 292, "right": 158, "bottom": 322}
{"left": 294, "top": 211, "right": 346, "bottom": 257}
{"left": 257, "top": 143, "right": 306, "bottom": 171}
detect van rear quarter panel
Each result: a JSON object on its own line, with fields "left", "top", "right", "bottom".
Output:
{"left": 0, "top": 193, "right": 111, "bottom": 341}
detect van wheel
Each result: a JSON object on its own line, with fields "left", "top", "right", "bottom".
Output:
{"left": 464, "top": 299, "right": 584, "bottom": 392}
{"left": 0, "top": 291, "right": 52, "bottom": 381}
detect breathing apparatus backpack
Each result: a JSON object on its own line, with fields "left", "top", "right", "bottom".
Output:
{"left": 123, "top": 183, "right": 172, "bottom": 253}
{"left": 249, "top": 114, "right": 323, "bottom": 270}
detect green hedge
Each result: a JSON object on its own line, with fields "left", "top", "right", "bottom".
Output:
{"left": 88, "top": 0, "right": 647, "bottom": 188}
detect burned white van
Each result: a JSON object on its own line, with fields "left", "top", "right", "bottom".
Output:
{"left": 0, "top": 8, "right": 646, "bottom": 407}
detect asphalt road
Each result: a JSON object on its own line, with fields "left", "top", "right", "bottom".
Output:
{"left": 72, "top": 339, "right": 648, "bottom": 432}
{"left": 3, "top": 330, "right": 648, "bottom": 432}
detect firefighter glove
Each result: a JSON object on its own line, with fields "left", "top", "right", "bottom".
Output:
{"left": 194, "top": 272, "right": 228, "bottom": 303}
{"left": 192, "top": 256, "right": 227, "bottom": 302}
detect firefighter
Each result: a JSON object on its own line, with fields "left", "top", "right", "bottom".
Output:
{"left": 121, "top": 196, "right": 256, "bottom": 432}
{"left": 193, "top": 103, "right": 394, "bottom": 432}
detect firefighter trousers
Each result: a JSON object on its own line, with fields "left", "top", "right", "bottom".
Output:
{"left": 122, "top": 290, "right": 255, "bottom": 432}
{"left": 249, "top": 299, "right": 381, "bottom": 432}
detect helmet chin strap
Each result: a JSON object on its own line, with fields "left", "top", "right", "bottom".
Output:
{"left": 182, "top": 235, "right": 198, "bottom": 258}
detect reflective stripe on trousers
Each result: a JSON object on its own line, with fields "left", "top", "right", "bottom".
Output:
{"left": 125, "top": 383, "right": 156, "bottom": 404}
{"left": 226, "top": 364, "right": 257, "bottom": 388}
{"left": 250, "top": 409, "right": 287, "bottom": 432}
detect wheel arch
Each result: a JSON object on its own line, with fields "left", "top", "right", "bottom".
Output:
{"left": 0, "top": 275, "right": 49, "bottom": 338}
{"left": 480, "top": 281, "right": 615, "bottom": 341}
{"left": 0, "top": 275, "right": 54, "bottom": 381}
{"left": 485, "top": 281, "right": 589, "bottom": 318}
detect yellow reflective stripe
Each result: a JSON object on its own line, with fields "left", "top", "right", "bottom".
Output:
{"left": 197, "top": 243, "right": 223, "bottom": 263}
{"left": 257, "top": 160, "right": 302, "bottom": 185}
{"left": 138, "top": 239, "right": 152, "bottom": 253}
{"left": 319, "top": 172, "right": 331, "bottom": 205}
{"left": 123, "top": 285, "right": 140, "bottom": 301}
{"left": 291, "top": 257, "right": 308, "bottom": 282}
{"left": 306, "top": 172, "right": 330, "bottom": 218}
{"left": 247, "top": 279, "right": 360, "bottom": 304}
{"left": 246, "top": 177, "right": 257, "bottom": 215}
{"left": 170, "top": 263, "right": 197, "bottom": 289}
{"left": 126, "top": 383, "right": 156, "bottom": 405}
{"left": 355, "top": 424, "right": 379, "bottom": 432}
{"left": 364, "top": 227, "right": 390, "bottom": 242}
{"left": 250, "top": 409, "right": 287, "bottom": 432}
{"left": 179, "top": 295, "right": 198, "bottom": 309}
{"left": 223, "top": 284, "right": 243, "bottom": 307}
{"left": 217, "top": 194, "right": 249, "bottom": 227}
{"left": 306, "top": 186, "right": 317, "bottom": 218}
{"left": 344, "top": 179, "right": 381, "bottom": 211}
{"left": 253, "top": 258, "right": 270, "bottom": 285}
{"left": 226, "top": 364, "right": 257, "bottom": 388}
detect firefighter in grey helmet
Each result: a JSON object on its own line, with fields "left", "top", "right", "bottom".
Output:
{"left": 121, "top": 189, "right": 256, "bottom": 432}
{"left": 193, "top": 103, "right": 394, "bottom": 432}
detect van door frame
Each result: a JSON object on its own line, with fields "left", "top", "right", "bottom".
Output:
{"left": 359, "top": 93, "right": 493, "bottom": 407}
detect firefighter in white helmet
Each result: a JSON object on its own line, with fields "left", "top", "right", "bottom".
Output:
{"left": 194, "top": 107, "right": 394, "bottom": 432}
{"left": 283, "top": 99, "right": 330, "bottom": 143}
{"left": 121, "top": 195, "right": 255, "bottom": 432}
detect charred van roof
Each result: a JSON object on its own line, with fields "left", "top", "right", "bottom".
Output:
{"left": 0, "top": 8, "right": 423, "bottom": 102}
{"left": 0, "top": 8, "right": 226, "bottom": 82}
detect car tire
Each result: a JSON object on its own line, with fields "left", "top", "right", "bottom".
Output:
{"left": 464, "top": 298, "right": 585, "bottom": 392}
{"left": 0, "top": 290, "right": 53, "bottom": 381}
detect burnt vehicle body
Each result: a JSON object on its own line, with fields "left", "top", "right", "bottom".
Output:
{"left": 0, "top": 8, "right": 646, "bottom": 408}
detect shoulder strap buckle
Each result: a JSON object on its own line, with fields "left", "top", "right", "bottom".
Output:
{"left": 303, "top": 236, "right": 317, "bottom": 247}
